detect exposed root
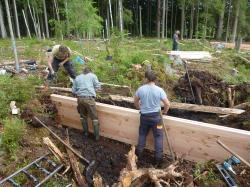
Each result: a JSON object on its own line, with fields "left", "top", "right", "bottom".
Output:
{"left": 114, "top": 146, "right": 194, "bottom": 187}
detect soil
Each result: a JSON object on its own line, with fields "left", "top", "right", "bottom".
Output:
{"left": 174, "top": 70, "right": 250, "bottom": 107}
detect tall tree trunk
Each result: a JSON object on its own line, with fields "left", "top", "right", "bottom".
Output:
{"left": 43, "top": 0, "right": 49, "bottom": 38}
{"left": 156, "top": 0, "right": 161, "bottom": 38}
{"left": 231, "top": 0, "right": 240, "bottom": 42}
{"left": 5, "top": 0, "right": 19, "bottom": 71}
{"left": 189, "top": 1, "right": 194, "bottom": 39}
{"left": 216, "top": 0, "right": 225, "bottom": 40}
{"left": 225, "top": 0, "right": 232, "bottom": 42}
{"left": 165, "top": 0, "right": 168, "bottom": 38}
{"left": 180, "top": 0, "right": 185, "bottom": 40}
{"left": 147, "top": 0, "right": 150, "bottom": 35}
{"left": 195, "top": 0, "right": 199, "bottom": 39}
{"left": 22, "top": 9, "right": 31, "bottom": 38}
{"left": 0, "top": 1, "right": 7, "bottom": 38}
{"left": 170, "top": 0, "right": 174, "bottom": 38}
{"left": 13, "top": 0, "right": 20, "bottom": 39}
{"left": 118, "top": 0, "right": 123, "bottom": 32}
{"left": 161, "top": 0, "right": 166, "bottom": 38}
{"left": 139, "top": 6, "right": 142, "bottom": 37}
{"left": 108, "top": 0, "right": 113, "bottom": 29}
{"left": 203, "top": 3, "right": 208, "bottom": 38}
{"left": 28, "top": 3, "right": 38, "bottom": 37}
{"left": 149, "top": 0, "right": 152, "bottom": 35}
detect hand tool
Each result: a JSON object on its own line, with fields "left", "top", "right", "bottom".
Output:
{"left": 161, "top": 113, "right": 175, "bottom": 161}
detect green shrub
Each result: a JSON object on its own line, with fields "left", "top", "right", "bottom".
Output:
{"left": 0, "top": 75, "right": 42, "bottom": 119}
{"left": 1, "top": 118, "right": 25, "bottom": 157}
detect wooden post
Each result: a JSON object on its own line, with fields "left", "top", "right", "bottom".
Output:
{"left": 105, "top": 19, "right": 109, "bottom": 39}
{"left": 5, "top": 0, "right": 19, "bottom": 72}
{"left": 22, "top": 9, "right": 31, "bottom": 38}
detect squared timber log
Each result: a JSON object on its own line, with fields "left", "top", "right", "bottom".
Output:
{"left": 51, "top": 94, "right": 250, "bottom": 163}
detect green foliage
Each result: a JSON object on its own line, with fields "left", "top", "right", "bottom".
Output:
{"left": 1, "top": 118, "right": 25, "bottom": 158}
{"left": 67, "top": 0, "right": 103, "bottom": 36}
{"left": 123, "top": 8, "right": 133, "bottom": 27}
{"left": 194, "top": 162, "right": 220, "bottom": 186}
{"left": 0, "top": 75, "right": 42, "bottom": 119}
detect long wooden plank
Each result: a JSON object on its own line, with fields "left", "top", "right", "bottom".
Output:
{"left": 109, "top": 95, "right": 245, "bottom": 115}
{"left": 51, "top": 94, "right": 250, "bottom": 163}
{"left": 37, "top": 86, "right": 245, "bottom": 115}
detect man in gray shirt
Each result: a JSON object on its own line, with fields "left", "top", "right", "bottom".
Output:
{"left": 134, "top": 70, "right": 170, "bottom": 165}
{"left": 72, "top": 67, "right": 101, "bottom": 140}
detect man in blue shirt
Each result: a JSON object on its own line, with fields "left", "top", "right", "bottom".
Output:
{"left": 72, "top": 67, "right": 101, "bottom": 140}
{"left": 134, "top": 70, "right": 170, "bottom": 164}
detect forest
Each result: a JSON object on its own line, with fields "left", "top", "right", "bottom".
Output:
{"left": 0, "top": 0, "right": 250, "bottom": 187}
{"left": 0, "top": 0, "right": 249, "bottom": 42}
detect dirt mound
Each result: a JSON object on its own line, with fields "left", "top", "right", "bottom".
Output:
{"left": 220, "top": 103, "right": 250, "bottom": 131}
{"left": 174, "top": 70, "right": 227, "bottom": 106}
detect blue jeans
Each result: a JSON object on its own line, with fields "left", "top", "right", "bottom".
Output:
{"left": 136, "top": 112, "right": 163, "bottom": 161}
{"left": 47, "top": 57, "right": 76, "bottom": 80}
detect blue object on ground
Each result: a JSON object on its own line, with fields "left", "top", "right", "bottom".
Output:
{"left": 74, "top": 56, "right": 85, "bottom": 65}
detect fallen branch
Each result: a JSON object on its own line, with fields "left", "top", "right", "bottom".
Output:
{"left": 43, "top": 137, "right": 66, "bottom": 164}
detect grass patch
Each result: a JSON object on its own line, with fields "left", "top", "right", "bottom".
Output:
{"left": 1, "top": 118, "right": 26, "bottom": 159}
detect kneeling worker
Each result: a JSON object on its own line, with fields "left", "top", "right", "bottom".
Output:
{"left": 47, "top": 44, "right": 76, "bottom": 80}
{"left": 72, "top": 67, "right": 101, "bottom": 140}
{"left": 134, "top": 70, "right": 170, "bottom": 164}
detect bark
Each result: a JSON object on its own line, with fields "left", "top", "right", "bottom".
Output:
{"left": 108, "top": 0, "right": 113, "bottom": 29}
{"left": 43, "top": 0, "right": 49, "bottom": 38}
{"left": 13, "top": 0, "right": 20, "bottom": 39}
{"left": 165, "top": 0, "right": 169, "bottom": 38}
{"left": 203, "top": 3, "right": 208, "bottom": 38}
{"left": 156, "top": 0, "right": 161, "bottom": 38}
{"left": 180, "top": 0, "right": 185, "bottom": 40}
{"left": 231, "top": 0, "right": 240, "bottom": 42}
{"left": 161, "top": 0, "right": 166, "bottom": 38}
{"left": 22, "top": 9, "right": 31, "bottom": 38}
{"left": 5, "top": 0, "right": 19, "bottom": 72}
{"left": 216, "top": 0, "right": 225, "bottom": 40}
{"left": 195, "top": 0, "right": 199, "bottom": 39}
{"left": 189, "top": 1, "right": 194, "bottom": 39}
{"left": 118, "top": 0, "right": 123, "bottom": 33}
{"left": 139, "top": 6, "right": 142, "bottom": 37}
{"left": 28, "top": 3, "right": 38, "bottom": 37}
{"left": 0, "top": 1, "right": 7, "bottom": 38}
{"left": 170, "top": 0, "right": 174, "bottom": 38}
{"left": 225, "top": 0, "right": 232, "bottom": 42}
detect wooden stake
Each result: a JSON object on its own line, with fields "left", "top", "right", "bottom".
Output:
{"left": 217, "top": 139, "right": 250, "bottom": 168}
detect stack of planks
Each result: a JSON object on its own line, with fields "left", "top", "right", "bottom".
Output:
{"left": 51, "top": 94, "right": 250, "bottom": 163}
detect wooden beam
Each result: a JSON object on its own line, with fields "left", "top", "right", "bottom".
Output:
{"left": 51, "top": 94, "right": 250, "bottom": 163}
{"left": 36, "top": 86, "right": 245, "bottom": 115}
{"left": 109, "top": 95, "right": 245, "bottom": 115}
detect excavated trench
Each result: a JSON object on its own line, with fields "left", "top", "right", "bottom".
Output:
{"left": 20, "top": 88, "right": 250, "bottom": 186}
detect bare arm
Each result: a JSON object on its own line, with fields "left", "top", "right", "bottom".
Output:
{"left": 48, "top": 56, "right": 54, "bottom": 73}
{"left": 162, "top": 97, "right": 170, "bottom": 115}
{"left": 134, "top": 95, "right": 140, "bottom": 110}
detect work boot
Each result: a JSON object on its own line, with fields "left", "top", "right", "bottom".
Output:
{"left": 80, "top": 117, "right": 89, "bottom": 137}
{"left": 92, "top": 119, "right": 100, "bottom": 141}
